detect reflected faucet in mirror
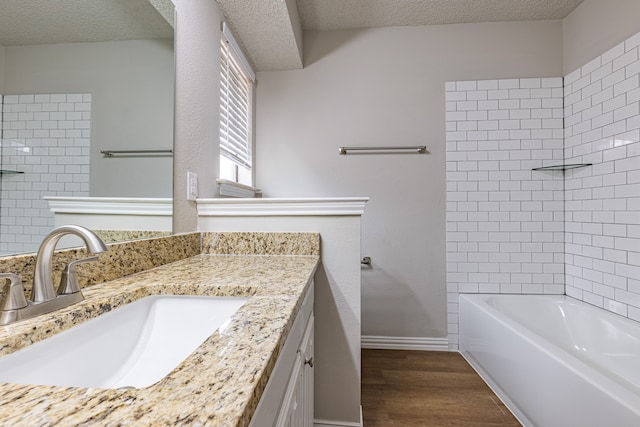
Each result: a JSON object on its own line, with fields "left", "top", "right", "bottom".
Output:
{"left": 0, "top": 225, "right": 108, "bottom": 325}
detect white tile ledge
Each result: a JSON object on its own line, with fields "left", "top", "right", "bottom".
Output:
{"left": 197, "top": 197, "right": 369, "bottom": 216}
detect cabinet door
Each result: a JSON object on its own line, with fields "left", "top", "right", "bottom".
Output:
{"left": 277, "top": 314, "right": 314, "bottom": 427}
{"left": 279, "top": 355, "right": 302, "bottom": 427}
{"left": 300, "top": 314, "right": 314, "bottom": 427}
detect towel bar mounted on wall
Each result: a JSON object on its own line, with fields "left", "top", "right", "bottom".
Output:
{"left": 100, "top": 149, "right": 174, "bottom": 158}
{"left": 339, "top": 146, "right": 427, "bottom": 155}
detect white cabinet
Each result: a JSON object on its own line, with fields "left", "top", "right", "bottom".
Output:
{"left": 250, "top": 283, "right": 314, "bottom": 427}
{"left": 276, "top": 314, "right": 314, "bottom": 427}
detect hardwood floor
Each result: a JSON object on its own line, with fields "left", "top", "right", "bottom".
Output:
{"left": 362, "top": 349, "right": 521, "bottom": 427}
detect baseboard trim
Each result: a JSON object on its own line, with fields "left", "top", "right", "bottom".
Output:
{"left": 314, "top": 406, "right": 363, "bottom": 427}
{"left": 361, "top": 335, "right": 449, "bottom": 351}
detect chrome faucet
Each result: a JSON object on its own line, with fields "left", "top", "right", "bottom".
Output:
{"left": 32, "top": 225, "right": 108, "bottom": 303}
{"left": 0, "top": 225, "right": 108, "bottom": 325}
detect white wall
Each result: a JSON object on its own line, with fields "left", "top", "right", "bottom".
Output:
{"left": 563, "top": 0, "right": 640, "bottom": 74}
{"left": 3, "top": 40, "right": 174, "bottom": 198}
{"left": 255, "top": 21, "right": 562, "bottom": 342}
{"left": 0, "top": 47, "right": 5, "bottom": 93}
{"left": 171, "top": 0, "right": 224, "bottom": 233}
{"left": 197, "top": 198, "right": 366, "bottom": 426}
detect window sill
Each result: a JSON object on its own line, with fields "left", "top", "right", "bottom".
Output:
{"left": 216, "top": 179, "right": 262, "bottom": 198}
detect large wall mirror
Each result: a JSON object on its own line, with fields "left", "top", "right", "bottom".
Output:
{"left": 0, "top": 0, "right": 175, "bottom": 256}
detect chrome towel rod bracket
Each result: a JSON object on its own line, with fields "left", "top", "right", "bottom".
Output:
{"left": 339, "top": 146, "right": 427, "bottom": 155}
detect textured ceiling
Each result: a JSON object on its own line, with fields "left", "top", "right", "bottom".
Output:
{"left": 2, "top": 0, "right": 584, "bottom": 70}
{"left": 218, "top": 0, "right": 584, "bottom": 71}
{"left": 298, "top": 0, "right": 585, "bottom": 30}
{"left": 215, "top": 0, "right": 304, "bottom": 71}
{"left": 148, "top": 0, "right": 176, "bottom": 28}
{"left": 0, "top": 0, "right": 173, "bottom": 47}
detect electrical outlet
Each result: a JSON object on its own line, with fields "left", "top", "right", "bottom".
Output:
{"left": 187, "top": 171, "right": 198, "bottom": 201}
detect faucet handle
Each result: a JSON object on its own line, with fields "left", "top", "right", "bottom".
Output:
{"left": 0, "top": 273, "right": 28, "bottom": 311}
{"left": 57, "top": 256, "right": 99, "bottom": 295}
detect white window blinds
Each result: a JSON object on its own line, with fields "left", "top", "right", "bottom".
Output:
{"left": 220, "top": 23, "right": 254, "bottom": 171}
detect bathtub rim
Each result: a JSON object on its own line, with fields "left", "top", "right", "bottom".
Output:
{"left": 459, "top": 293, "right": 640, "bottom": 424}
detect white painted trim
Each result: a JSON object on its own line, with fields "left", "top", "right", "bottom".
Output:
{"left": 361, "top": 335, "right": 449, "bottom": 351}
{"left": 197, "top": 197, "right": 369, "bottom": 217}
{"left": 216, "top": 179, "right": 262, "bottom": 198}
{"left": 46, "top": 197, "right": 173, "bottom": 216}
{"left": 314, "top": 406, "right": 363, "bottom": 427}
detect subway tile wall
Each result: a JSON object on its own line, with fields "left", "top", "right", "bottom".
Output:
{"left": 564, "top": 32, "right": 640, "bottom": 321}
{"left": 445, "top": 77, "right": 566, "bottom": 349}
{"left": 446, "top": 31, "right": 640, "bottom": 349}
{"left": 0, "top": 93, "right": 91, "bottom": 255}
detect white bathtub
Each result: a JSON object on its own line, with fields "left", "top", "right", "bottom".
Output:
{"left": 459, "top": 294, "right": 640, "bottom": 427}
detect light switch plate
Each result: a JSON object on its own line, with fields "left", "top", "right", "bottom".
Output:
{"left": 187, "top": 171, "right": 198, "bottom": 201}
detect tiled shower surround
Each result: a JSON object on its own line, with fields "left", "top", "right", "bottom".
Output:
{"left": 0, "top": 93, "right": 91, "bottom": 255}
{"left": 445, "top": 77, "right": 566, "bottom": 348}
{"left": 446, "top": 31, "right": 640, "bottom": 349}
{"left": 564, "top": 33, "right": 640, "bottom": 320}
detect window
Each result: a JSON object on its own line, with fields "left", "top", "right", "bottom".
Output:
{"left": 219, "top": 23, "right": 255, "bottom": 187}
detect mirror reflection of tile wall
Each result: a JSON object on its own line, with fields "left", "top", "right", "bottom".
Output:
{"left": 0, "top": 93, "right": 91, "bottom": 255}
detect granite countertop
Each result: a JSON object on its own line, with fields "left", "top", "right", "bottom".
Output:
{"left": 0, "top": 253, "right": 319, "bottom": 426}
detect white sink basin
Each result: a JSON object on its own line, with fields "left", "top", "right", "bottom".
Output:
{"left": 0, "top": 295, "right": 248, "bottom": 389}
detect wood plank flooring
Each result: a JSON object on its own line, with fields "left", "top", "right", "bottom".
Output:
{"left": 362, "top": 349, "right": 522, "bottom": 427}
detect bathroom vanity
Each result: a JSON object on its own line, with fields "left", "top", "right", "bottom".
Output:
{"left": 0, "top": 232, "right": 319, "bottom": 426}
